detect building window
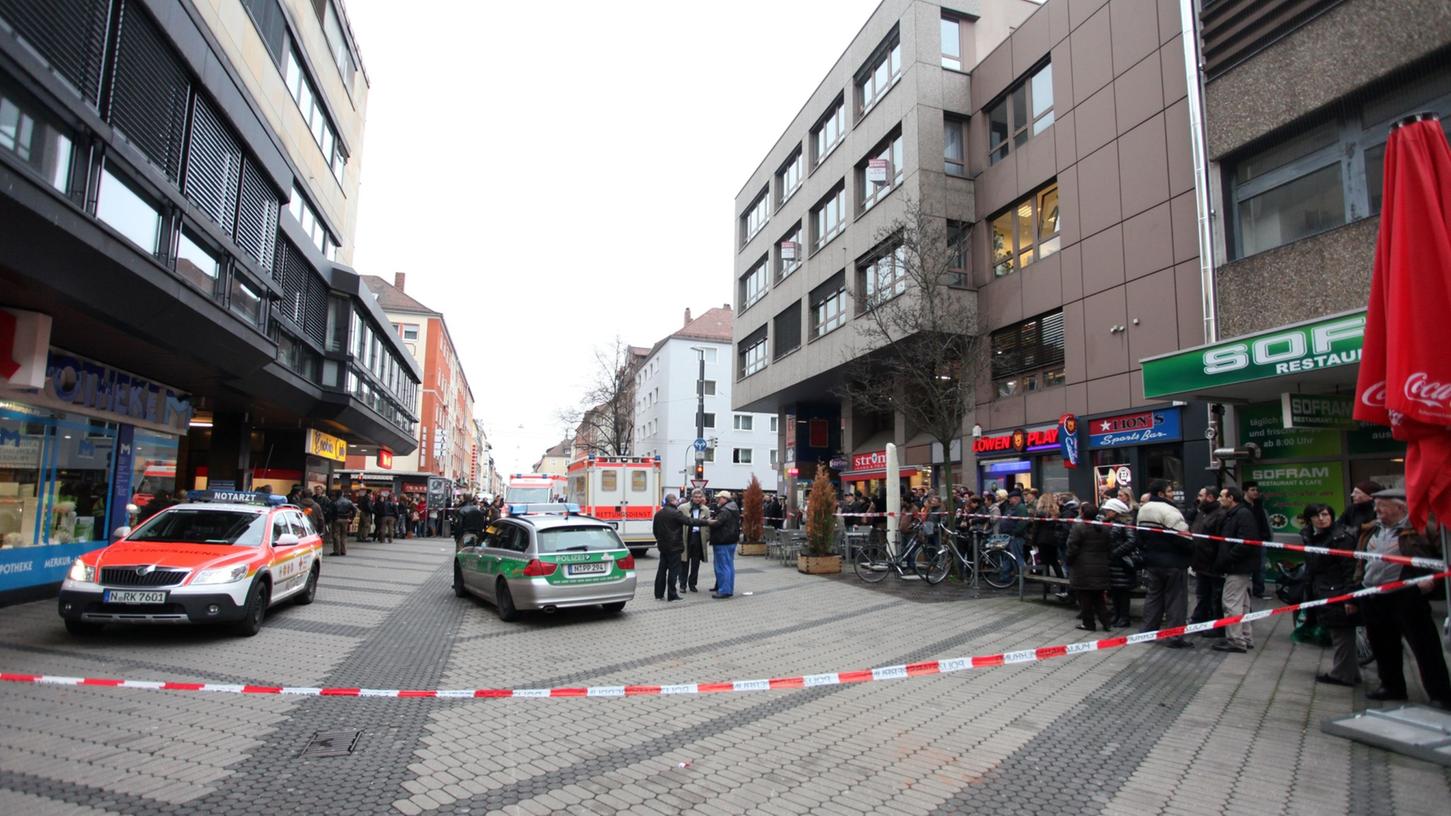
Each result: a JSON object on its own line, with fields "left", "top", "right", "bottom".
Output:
{"left": 401, "top": 323, "right": 419, "bottom": 340}
{"left": 991, "top": 311, "right": 1065, "bottom": 396}
{"left": 698, "top": 380, "right": 716, "bottom": 396}
{"left": 229, "top": 275, "right": 266, "bottom": 328}
{"left": 810, "top": 271, "right": 847, "bottom": 338}
{"left": 732, "top": 448, "right": 753, "bottom": 465}
{"left": 769, "top": 449, "right": 778, "bottom": 466}
{"left": 811, "top": 96, "right": 846, "bottom": 166}
{"left": 0, "top": 75, "right": 74, "bottom": 195}
{"left": 775, "top": 222, "right": 803, "bottom": 281}
{"left": 703, "top": 412, "right": 716, "bottom": 429}
{"left": 987, "top": 62, "right": 1054, "bottom": 165}
{"left": 1228, "top": 68, "right": 1451, "bottom": 258}
{"left": 941, "top": 15, "right": 965, "bottom": 71}
{"left": 734, "top": 415, "right": 754, "bottom": 431}
{"left": 858, "top": 128, "right": 904, "bottom": 213}
{"left": 740, "top": 256, "right": 769, "bottom": 310}
{"left": 288, "top": 186, "right": 335, "bottom": 255}
{"left": 856, "top": 28, "right": 902, "bottom": 117}
{"left": 702, "top": 347, "right": 718, "bottom": 364}
{"left": 946, "top": 220, "right": 969, "bottom": 287}
{"left": 704, "top": 447, "right": 715, "bottom": 463}
{"left": 741, "top": 188, "right": 770, "bottom": 246}
{"left": 857, "top": 242, "right": 907, "bottom": 311}
{"left": 282, "top": 46, "right": 346, "bottom": 184}
{"left": 318, "top": 1, "right": 357, "bottom": 90}
{"left": 739, "top": 329, "right": 767, "bottom": 378}
{"left": 811, "top": 183, "right": 847, "bottom": 252}
{"left": 175, "top": 228, "right": 220, "bottom": 296}
{"left": 944, "top": 116, "right": 966, "bottom": 177}
{"left": 772, "top": 300, "right": 802, "bottom": 360}
{"left": 777, "top": 147, "right": 803, "bottom": 206}
{"left": 991, "top": 183, "right": 1060, "bottom": 277}
{"left": 96, "top": 167, "right": 161, "bottom": 255}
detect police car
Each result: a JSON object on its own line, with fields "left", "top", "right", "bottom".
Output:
{"left": 452, "top": 504, "right": 636, "bottom": 621}
{"left": 58, "top": 490, "right": 323, "bottom": 637}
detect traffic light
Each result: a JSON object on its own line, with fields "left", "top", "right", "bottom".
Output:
{"left": 694, "top": 462, "right": 705, "bottom": 480}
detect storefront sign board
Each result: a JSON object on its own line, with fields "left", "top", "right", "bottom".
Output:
{"left": 1347, "top": 423, "right": 1405, "bottom": 456}
{"left": 1238, "top": 402, "right": 1342, "bottom": 460}
{"left": 1094, "top": 464, "right": 1133, "bottom": 498}
{"left": 1281, "top": 393, "right": 1357, "bottom": 430}
{"left": 1246, "top": 462, "right": 1347, "bottom": 536}
{"left": 1087, "top": 408, "right": 1182, "bottom": 449}
{"left": 107, "top": 425, "right": 135, "bottom": 537}
{"left": 0, "top": 308, "right": 51, "bottom": 390}
{"left": 851, "top": 450, "right": 886, "bottom": 471}
{"left": 0, "top": 540, "right": 105, "bottom": 592}
{"left": 377, "top": 447, "right": 393, "bottom": 469}
{"left": 305, "top": 429, "right": 348, "bottom": 462}
{"left": 1141, "top": 311, "right": 1365, "bottom": 398}
{"left": 34, "top": 350, "right": 192, "bottom": 434}
{"left": 974, "top": 425, "right": 1058, "bottom": 455}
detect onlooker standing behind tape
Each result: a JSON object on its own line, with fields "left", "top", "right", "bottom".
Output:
{"left": 1137, "top": 480, "right": 1193, "bottom": 649}
{"left": 1213, "top": 486, "right": 1259, "bottom": 654}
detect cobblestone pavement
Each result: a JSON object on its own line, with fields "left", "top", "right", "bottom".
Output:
{"left": 1, "top": 537, "right": 1449, "bottom": 815}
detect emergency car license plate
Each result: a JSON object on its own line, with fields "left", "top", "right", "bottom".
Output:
{"left": 567, "top": 562, "right": 609, "bottom": 576}
{"left": 103, "top": 590, "right": 167, "bottom": 604}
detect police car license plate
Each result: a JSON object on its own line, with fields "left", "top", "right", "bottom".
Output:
{"left": 567, "top": 562, "right": 609, "bottom": 576}
{"left": 104, "top": 590, "right": 167, "bottom": 604}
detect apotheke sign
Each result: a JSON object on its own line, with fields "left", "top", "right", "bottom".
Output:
{"left": 1141, "top": 311, "right": 1365, "bottom": 398}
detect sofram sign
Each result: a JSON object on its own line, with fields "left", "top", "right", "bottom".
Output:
{"left": 1142, "top": 312, "right": 1365, "bottom": 398}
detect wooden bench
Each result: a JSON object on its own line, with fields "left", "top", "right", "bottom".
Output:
{"left": 1019, "top": 572, "right": 1149, "bottom": 602}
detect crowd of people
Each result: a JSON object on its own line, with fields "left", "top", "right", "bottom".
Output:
{"left": 651, "top": 489, "right": 741, "bottom": 601}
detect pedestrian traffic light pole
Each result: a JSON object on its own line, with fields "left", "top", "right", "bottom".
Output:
{"left": 691, "top": 347, "right": 707, "bottom": 489}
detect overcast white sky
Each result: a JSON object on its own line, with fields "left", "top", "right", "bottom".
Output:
{"left": 346, "top": 0, "right": 882, "bottom": 475}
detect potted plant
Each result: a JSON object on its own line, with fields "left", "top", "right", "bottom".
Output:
{"left": 738, "top": 476, "right": 767, "bottom": 556}
{"left": 798, "top": 465, "right": 842, "bottom": 574}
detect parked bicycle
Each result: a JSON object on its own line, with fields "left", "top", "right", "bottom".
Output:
{"left": 852, "top": 527, "right": 939, "bottom": 584}
{"left": 920, "top": 528, "right": 1021, "bottom": 589}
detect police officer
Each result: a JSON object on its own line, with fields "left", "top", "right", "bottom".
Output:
{"left": 455, "top": 494, "right": 486, "bottom": 551}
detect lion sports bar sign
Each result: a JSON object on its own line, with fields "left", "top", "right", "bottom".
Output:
{"left": 1087, "top": 408, "right": 1183, "bottom": 449}
{"left": 1141, "top": 311, "right": 1364, "bottom": 399}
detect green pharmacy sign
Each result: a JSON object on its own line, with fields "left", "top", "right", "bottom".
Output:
{"left": 1141, "top": 311, "right": 1365, "bottom": 398}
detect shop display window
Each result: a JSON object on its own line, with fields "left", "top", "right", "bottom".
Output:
{"left": 130, "top": 430, "right": 180, "bottom": 518}
{"left": 1038, "top": 455, "right": 1072, "bottom": 497}
{"left": 0, "top": 406, "right": 116, "bottom": 549}
{"left": 1145, "top": 444, "right": 1187, "bottom": 504}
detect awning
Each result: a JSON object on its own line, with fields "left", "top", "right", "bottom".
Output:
{"left": 841, "top": 467, "right": 919, "bottom": 481}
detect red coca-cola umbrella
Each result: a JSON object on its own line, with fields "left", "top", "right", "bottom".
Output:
{"left": 1354, "top": 112, "right": 1451, "bottom": 531}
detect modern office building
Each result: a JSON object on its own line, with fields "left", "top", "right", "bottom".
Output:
{"left": 1138, "top": 0, "right": 1447, "bottom": 534}
{"left": 633, "top": 307, "right": 778, "bottom": 496}
{"left": 0, "top": 0, "right": 418, "bottom": 601}
{"left": 339, "top": 273, "right": 477, "bottom": 496}
{"left": 732, "top": 0, "right": 1213, "bottom": 510}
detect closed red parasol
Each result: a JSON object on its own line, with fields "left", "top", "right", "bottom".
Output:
{"left": 1354, "top": 113, "right": 1451, "bottom": 530}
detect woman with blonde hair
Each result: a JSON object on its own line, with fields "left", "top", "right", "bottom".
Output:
{"left": 1030, "top": 492, "right": 1065, "bottom": 579}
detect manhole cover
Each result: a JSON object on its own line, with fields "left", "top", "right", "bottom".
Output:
{"left": 300, "top": 729, "right": 362, "bottom": 758}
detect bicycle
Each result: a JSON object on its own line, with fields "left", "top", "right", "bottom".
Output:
{"left": 852, "top": 527, "right": 940, "bottom": 584}
{"left": 920, "top": 528, "right": 1021, "bottom": 589}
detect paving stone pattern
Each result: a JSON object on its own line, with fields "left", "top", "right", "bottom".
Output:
{"left": 0, "top": 541, "right": 1448, "bottom": 815}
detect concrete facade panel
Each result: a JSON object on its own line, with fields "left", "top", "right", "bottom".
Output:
{"left": 1203, "top": 0, "right": 1451, "bottom": 158}
{"left": 1215, "top": 218, "right": 1378, "bottom": 338}
{"left": 982, "top": 270, "right": 1024, "bottom": 331}
{"left": 1050, "top": 0, "right": 1073, "bottom": 45}
{"left": 1116, "top": 113, "right": 1170, "bottom": 219}
{"left": 1173, "top": 259, "right": 1205, "bottom": 349}
{"left": 1025, "top": 385, "right": 1069, "bottom": 425}
{"left": 1012, "top": 4, "right": 1053, "bottom": 77}
{"left": 978, "top": 150, "right": 1020, "bottom": 218}
{"left": 1076, "top": 144, "right": 1122, "bottom": 238}
{"left": 1124, "top": 267, "right": 1180, "bottom": 364}
{"left": 1164, "top": 98, "right": 1194, "bottom": 197}
{"left": 1086, "top": 372, "right": 1133, "bottom": 414}
{"left": 972, "top": 34, "right": 1014, "bottom": 104}
{"left": 1069, "top": 5, "right": 1114, "bottom": 106}
{"left": 1082, "top": 286, "right": 1129, "bottom": 379}
{"left": 1074, "top": 84, "right": 1119, "bottom": 160}
{"left": 1017, "top": 122, "right": 1059, "bottom": 191}
{"left": 1121, "top": 201, "right": 1173, "bottom": 282}
{"left": 1021, "top": 251, "right": 1063, "bottom": 318}
{"left": 1160, "top": 35, "right": 1187, "bottom": 105}
{"left": 989, "top": 394, "right": 1027, "bottom": 429}
{"left": 1108, "top": 0, "right": 1161, "bottom": 75}
{"left": 1114, "top": 50, "right": 1165, "bottom": 135}
{"left": 1069, "top": 0, "right": 1111, "bottom": 30}
{"left": 1156, "top": 0, "right": 1182, "bottom": 45}
{"left": 1055, "top": 108, "right": 1078, "bottom": 171}
{"left": 1059, "top": 241, "right": 1084, "bottom": 302}
{"left": 1168, "top": 189, "right": 1198, "bottom": 265}
{"left": 1057, "top": 163, "right": 1082, "bottom": 247}
{"left": 1051, "top": 40, "right": 1075, "bottom": 117}
{"left": 1066, "top": 381, "right": 1089, "bottom": 415}
{"left": 1062, "top": 299, "right": 1087, "bottom": 382}
{"left": 1081, "top": 223, "right": 1125, "bottom": 296}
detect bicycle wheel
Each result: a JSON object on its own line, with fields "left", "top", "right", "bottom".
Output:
{"left": 981, "top": 549, "right": 1019, "bottom": 589}
{"left": 853, "top": 544, "right": 890, "bottom": 583}
{"left": 916, "top": 543, "right": 952, "bottom": 584}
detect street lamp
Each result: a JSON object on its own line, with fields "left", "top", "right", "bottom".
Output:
{"left": 689, "top": 346, "right": 707, "bottom": 489}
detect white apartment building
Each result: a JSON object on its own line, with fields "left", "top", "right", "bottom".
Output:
{"left": 634, "top": 308, "right": 778, "bottom": 496}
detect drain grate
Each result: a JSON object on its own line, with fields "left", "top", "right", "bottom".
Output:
{"left": 300, "top": 729, "right": 362, "bottom": 758}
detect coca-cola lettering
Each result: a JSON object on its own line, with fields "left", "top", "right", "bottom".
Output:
{"left": 1403, "top": 372, "right": 1451, "bottom": 409}
{"left": 1360, "top": 380, "right": 1387, "bottom": 408}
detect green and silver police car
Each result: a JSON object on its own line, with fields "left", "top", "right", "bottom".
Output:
{"left": 452, "top": 504, "right": 637, "bottom": 621}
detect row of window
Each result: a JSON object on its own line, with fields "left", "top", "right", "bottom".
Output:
{"left": 635, "top": 414, "right": 780, "bottom": 434}
{"left": 289, "top": 185, "right": 338, "bottom": 259}
{"left": 695, "top": 448, "right": 779, "bottom": 466}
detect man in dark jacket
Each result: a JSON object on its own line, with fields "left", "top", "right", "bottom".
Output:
{"left": 1188, "top": 486, "right": 1225, "bottom": 633}
{"left": 652, "top": 495, "right": 701, "bottom": 601}
{"left": 1137, "top": 480, "right": 1193, "bottom": 648}
{"left": 1213, "top": 486, "right": 1260, "bottom": 653}
{"left": 680, "top": 489, "right": 710, "bottom": 594}
{"left": 455, "top": 495, "right": 486, "bottom": 550}
{"left": 356, "top": 491, "right": 374, "bottom": 542}
{"left": 1244, "top": 480, "right": 1273, "bottom": 598}
{"left": 705, "top": 492, "right": 741, "bottom": 599}
{"left": 996, "top": 491, "right": 1029, "bottom": 584}
{"left": 330, "top": 490, "right": 354, "bottom": 555}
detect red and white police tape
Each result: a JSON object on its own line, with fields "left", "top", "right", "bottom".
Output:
{"left": 3, "top": 571, "right": 1445, "bottom": 700}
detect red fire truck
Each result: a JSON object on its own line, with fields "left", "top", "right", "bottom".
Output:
{"left": 565, "top": 455, "right": 661, "bottom": 557}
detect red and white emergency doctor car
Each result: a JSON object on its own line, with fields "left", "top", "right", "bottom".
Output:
{"left": 57, "top": 490, "right": 322, "bottom": 637}
{"left": 565, "top": 455, "right": 661, "bottom": 557}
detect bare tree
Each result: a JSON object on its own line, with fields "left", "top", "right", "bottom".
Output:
{"left": 564, "top": 337, "right": 640, "bottom": 457}
{"left": 840, "top": 196, "right": 986, "bottom": 512}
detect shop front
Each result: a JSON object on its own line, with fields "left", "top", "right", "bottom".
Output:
{"left": 1083, "top": 406, "right": 1211, "bottom": 505}
{"left": 974, "top": 424, "right": 1072, "bottom": 496}
{"left": 839, "top": 449, "right": 923, "bottom": 498}
{"left": 1141, "top": 310, "right": 1396, "bottom": 537}
{"left": 0, "top": 345, "right": 191, "bottom": 600}
{"left": 304, "top": 428, "right": 348, "bottom": 492}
